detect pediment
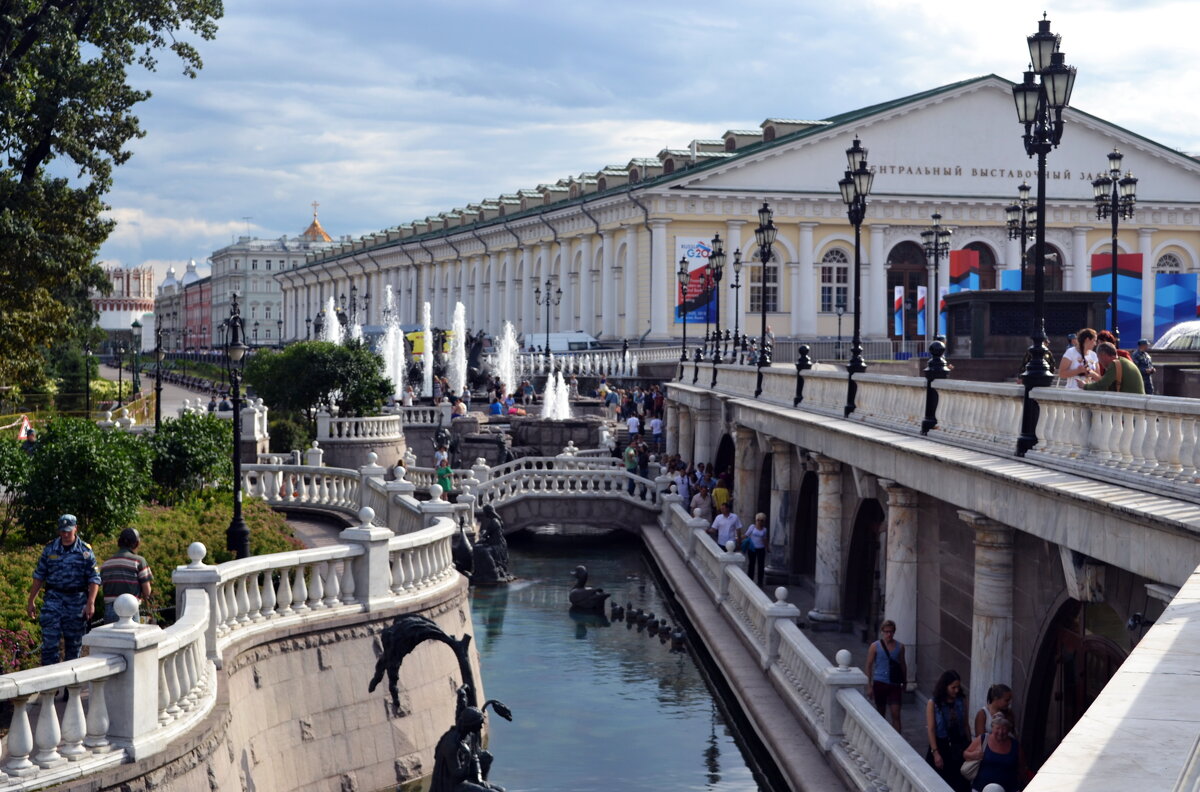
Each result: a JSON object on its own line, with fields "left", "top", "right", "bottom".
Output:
{"left": 667, "top": 77, "right": 1200, "bottom": 205}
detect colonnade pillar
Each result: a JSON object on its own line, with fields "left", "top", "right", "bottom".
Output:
{"left": 732, "top": 427, "right": 758, "bottom": 539}
{"left": 676, "top": 406, "right": 694, "bottom": 466}
{"left": 521, "top": 252, "right": 536, "bottom": 340}
{"left": 959, "top": 510, "right": 1014, "bottom": 715}
{"left": 795, "top": 223, "right": 817, "bottom": 337}
{"left": 601, "top": 232, "right": 616, "bottom": 339}
{"left": 692, "top": 408, "right": 713, "bottom": 472}
{"left": 665, "top": 404, "right": 680, "bottom": 456}
{"left": 808, "top": 454, "right": 843, "bottom": 623}
{"left": 1071, "top": 226, "right": 1090, "bottom": 291}
{"left": 766, "top": 439, "right": 793, "bottom": 580}
{"left": 1140, "top": 227, "right": 1156, "bottom": 342}
{"left": 650, "top": 220, "right": 669, "bottom": 339}
{"left": 623, "top": 227, "right": 639, "bottom": 338}
{"left": 881, "top": 479, "right": 919, "bottom": 688}
{"left": 867, "top": 224, "right": 888, "bottom": 338}
{"left": 578, "top": 235, "right": 594, "bottom": 336}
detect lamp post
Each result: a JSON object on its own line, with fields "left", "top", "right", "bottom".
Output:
{"left": 838, "top": 136, "right": 874, "bottom": 416}
{"left": 306, "top": 316, "right": 312, "bottom": 340}
{"left": 1012, "top": 13, "right": 1077, "bottom": 455}
{"left": 752, "top": 203, "right": 777, "bottom": 397}
{"left": 701, "top": 261, "right": 713, "bottom": 362}
{"left": 1093, "top": 148, "right": 1138, "bottom": 342}
{"left": 731, "top": 250, "right": 743, "bottom": 361}
{"left": 154, "top": 328, "right": 164, "bottom": 431}
{"left": 533, "top": 277, "right": 562, "bottom": 357}
{"left": 225, "top": 292, "right": 250, "bottom": 559}
{"left": 920, "top": 212, "right": 952, "bottom": 345}
{"left": 676, "top": 256, "right": 690, "bottom": 380}
{"left": 115, "top": 344, "right": 125, "bottom": 408}
{"left": 708, "top": 233, "right": 726, "bottom": 386}
{"left": 835, "top": 304, "right": 846, "bottom": 359}
{"left": 1005, "top": 181, "right": 1037, "bottom": 289}
{"left": 84, "top": 341, "right": 92, "bottom": 418}
{"left": 277, "top": 318, "right": 284, "bottom": 348}
{"left": 130, "top": 319, "right": 142, "bottom": 396}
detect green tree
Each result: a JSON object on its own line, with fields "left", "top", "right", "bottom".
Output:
{"left": 0, "top": 436, "right": 30, "bottom": 540}
{"left": 16, "top": 417, "right": 152, "bottom": 540}
{"left": 244, "top": 341, "right": 392, "bottom": 424}
{"left": 144, "top": 412, "right": 232, "bottom": 505}
{"left": 0, "top": 1, "right": 223, "bottom": 384}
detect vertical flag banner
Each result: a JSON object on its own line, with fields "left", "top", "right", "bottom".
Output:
{"left": 674, "top": 238, "right": 716, "bottom": 324}
{"left": 938, "top": 287, "right": 948, "bottom": 336}
{"left": 1091, "top": 253, "right": 1143, "bottom": 345}
{"left": 999, "top": 270, "right": 1023, "bottom": 291}
{"left": 893, "top": 285, "right": 904, "bottom": 336}
{"left": 916, "top": 285, "right": 928, "bottom": 337}
{"left": 949, "top": 249, "right": 980, "bottom": 293}
{"left": 1154, "top": 271, "right": 1198, "bottom": 341}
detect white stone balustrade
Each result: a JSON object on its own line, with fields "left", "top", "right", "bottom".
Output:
{"left": 798, "top": 369, "right": 850, "bottom": 415}
{"left": 316, "top": 412, "right": 404, "bottom": 441}
{"left": 1029, "top": 389, "right": 1200, "bottom": 500}
{"left": 835, "top": 690, "right": 950, "bottom": 792}
{"left": 929, "top": 380, "right": 1024, "bottom": 454}
{"left": 473, "top": 466, "right": 659, "bottom": 509}
{"left": 400, "top": 406, "right": 442, "bottom": 426}
{"left": 848, "top": 374, "right": 926, "bottom": 433}
{"left": 242, "top": 463, "right": 361, "bottom": 514}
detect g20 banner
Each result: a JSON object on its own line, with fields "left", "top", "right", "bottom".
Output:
{"left": 675, "top": 238, "right": 717, "bottom": 324}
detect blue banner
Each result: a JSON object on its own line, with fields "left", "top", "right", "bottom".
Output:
{"left": 999, "top": 270, "right": 1023, "bottom": 291}
{"left": 1154, "top": 272, "right": 1198, "bottom": 341}
{"left": 1091, "top": 253, "right": 1143, "bottom": 347}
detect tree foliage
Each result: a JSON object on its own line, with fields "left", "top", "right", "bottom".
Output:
{"left": 244, "top": 341, "right": 392, "bottom": 420}
{"left": 0, "top": 0, "right": 223, "bottom": 384}
{"left": 144, "top": 411, "right": 232, "bottom": 504}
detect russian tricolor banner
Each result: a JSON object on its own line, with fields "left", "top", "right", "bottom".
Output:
{"left": 893, "top": 285, "right": 904, "bottom": 337}
{"left": 916, "top": 285, "right": 928, "bottom": 337}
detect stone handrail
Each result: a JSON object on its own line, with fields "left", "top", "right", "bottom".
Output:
{"left": 316, "top": 413, "right": 404, "bottom": 441}
{"left": 657, "top": 496, "right": 947, "bottom": 792}
{"left": 404, "top": 465, "right": 471, "bottom": 492}
{"left": 242, "top": 463, "right": 361, "bottom": 515}
{"left": 848, "top": 374, "right": 926, "bottom": 433}
{"left": 797, "top": 369, "right": 847, "bottom": 415}
{"left": 1028, "top": 389, "right": 1200, "bottom": 501}
{"left": 482, "top": 455, "right": 623, "bottom": 481}
{"left": 929, "top": 380, "right": 1024, "bottom": 455}
{"left": 473, "top": 466, "right": 659, "bottom": 509}
{"left": 400, "top": 405, "right": 444, "bottom": 426}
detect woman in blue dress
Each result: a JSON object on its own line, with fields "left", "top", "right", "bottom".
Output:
{"left": 963, "top": 715, "right": 1026, "bottom": 791}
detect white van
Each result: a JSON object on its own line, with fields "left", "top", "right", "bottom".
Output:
{"left": 526, "top": 331, "right": 603, "bottom": 353}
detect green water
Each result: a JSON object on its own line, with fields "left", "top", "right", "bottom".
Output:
{"left": 465, "top": 532, "right": 770, "bottom": 792}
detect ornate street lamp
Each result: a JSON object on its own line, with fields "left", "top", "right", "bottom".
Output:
{"left": 1005, "top": 181, "right": 1037, "bottom": 289}
{"left": 533, "top": 277, "right": 562, "bottom": 357}
{"left": 277, "top": 318, "right": 284, "bottom": 348}
{"left": 731, "top": 250, "right": 743, "bottom": 361}
{"left": 225, "top": 292, "right": 250, "bottom": 559}
{"left": 1012, "top": 13, "right": 1077, "bottom": 455}
{"left": 130, "top": 319, "right": 142, "bottom": 396}
{"left": 920, "top": 212, "right": 952, "bottom": 345}
{"left": 677, "top": 256, "right": 690, "bottom": 380}
{"left": 115, "top": 344, "right": 126, "bottom": 408}
{"left": 835, "top": 304, "right": 846, "bottom": 359}
{"left": 154, "top": 328, "right": 164, "bottom": 431}
{"left": 350, "top": 284, "right": 359, "bottom": 324}
{"left": 838, "top": 136, "right": 874, "bottom": 416}
{"left": 1093, "top": 148, "right": 1138, "bottom": 342}
{"left": 306, "top": 316, "right": 312, "bottom": 340}
{"left": 708, "top": 234, "right": 726, "bottom": 386}
{"left": 253, "top": 321, "right": 260, "bottom": 348}
{"left": 753, "top": 203, "right": 777, "bottom": 398}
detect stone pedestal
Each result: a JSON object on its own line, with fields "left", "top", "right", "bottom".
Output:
{"left": 881, "top": 479, "right": 919, "bottom": 687}
{"left": 809, "top": 455, "right": 843, "bottom": 623}
{"left": 959, "top": 509, "right": 1014, "bottom": 713}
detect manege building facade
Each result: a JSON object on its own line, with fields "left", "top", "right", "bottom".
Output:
{"left": 278, "top": 75, "right": 1200, "bottom": 347}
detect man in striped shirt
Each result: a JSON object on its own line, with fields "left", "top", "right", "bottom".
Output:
{"left": 100, "top": 528, "right": 153, "bottom": 623}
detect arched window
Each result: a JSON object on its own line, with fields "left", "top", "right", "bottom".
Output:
{"left": 1156, "top": 253, "right": 1183, "bottom": 272}
{"left": 820, "top": 249, "right": 849, "bottom": 312}
{"left": 750, "top": 249, "right": 779, "bottom": 313}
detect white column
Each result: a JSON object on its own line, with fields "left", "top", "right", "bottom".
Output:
{"left": 677, "top": 406, "right": 694, "bottom": 465}
{"left": 666, "top": 403, "right": 680, "bottom": 456}
{"left": 558, "top": 239, "right": 574, "bottom": 332}
{"left": 766, "top": 439, "right": 793, "bottom": 579}
{"left": 1140, "top": 227, "right": 1156, "bottom": 342}
{"left": 651, "top": 220, "right": 669, "bottom": 339}
{"left": 809, "top": 455, "right": 842, "bottom": 623}
{"left": 796, "top": 223, "right": 817, "bottom": 337}
{"left": 1072, "top": 226, "right": 1090, "bottom": 291}
{"left": 881, "top": 479, "right": 919, "bottom": 688}
{"left": 959, "top": 510, "right": 1014, "bottom": 715}
{"left": 483, "top": 254, "right": 496, "bottom": 333}
{"left": 501, "top": 251, "right": 514, "bottom": 331}
{"left": 868, "top": 224, "right": 887, "bottom": 338}
{"left": 693, "top": 408, "right": 713, "bottom": 471}
{"left": 624, "top": 226, "right": 639, "bottom": 338}
{"left": 1005, "top": 234, "right": 1021, "bottom": 277}
{"left": 521, "top": 252, "right": 536, "bottom": 340}
{"left": 733, "top": 426, "right": 758, "bottom": 544}
{"left": 601, "top": 231, "right": 616, "bottom": 338}
{"left": 578, "top": 235, "right": 594, "bottom": 336}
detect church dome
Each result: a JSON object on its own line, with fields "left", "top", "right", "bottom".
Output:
{"left": 301, "top": 202, "right": 333, "bottom": 242}
{"left": 181, "top": 258, "right": 200, "bottom": 286}
{"left": 159, "top": 265, "right": 178, "bottom": 294}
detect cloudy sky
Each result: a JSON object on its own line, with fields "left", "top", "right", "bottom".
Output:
{"left": 98, "top": 0, "right": 1200, "bottom": 285}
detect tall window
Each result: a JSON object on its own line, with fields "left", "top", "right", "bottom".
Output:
{"left": 265, "top": 305, "right": 272, "bottom": 319}
{"left": 251, "top": 259, "right": 258, "bottom": 271}
{"left": 820, "top": 249, "right": 849, "bottom": 312}
{"left": 1156, "top": 253, "right": 1183, "bottom": 273}
{"left": 265, "top": 259, "right": 272, "bottom": 271}
{"left": 749, "top": 251, "right": 779, "bottom": 313}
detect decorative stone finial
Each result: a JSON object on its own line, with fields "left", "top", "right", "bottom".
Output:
{"left": 836, "top": 649, "right": 853, "bottom": 669}
{"left": 774, "top": 586, "right": 790, "bottom": 603}
{"left": 187, "top": 542, "right": 208, "bottom": 567}
{"left": 725, "top": 539, "right": 737, "bottom": 553}
{"left": 113, "top": 594, "right": 140, "bottom": 628}
{"left": 429, "top": 483, "right": 444, "bottom": 500}
{"left": 358, "top": 506, "right": 375, "bottom": 526}
{"left": 367, "top": 451, "right": 378, "bottom": 465}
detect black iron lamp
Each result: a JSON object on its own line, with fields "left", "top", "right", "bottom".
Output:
{"left": 753, "top": 203, "right": 777, "bottom": 398}
{"left": 920, "top": 212, "right": 952, "bottom": 345}
{"left": 1005, "top": 181, "right": 1037, "bottom": 289}
{"left": 533, "top": 278, "right": 562, "bottom": 357}
{"left": 838, "top": 136, "right": 874, "bottom": 416}
{"left": 225, "top": 293, "right": 250, "bottom": 558}
{"left": 708, "top": 234, "right": 726, "bottom": 385}
{"left": 1092, "top": 148, "right": 1138, "bottom": 342}
{"left": 677, "top": 256, "right": 690, "bottom": 380}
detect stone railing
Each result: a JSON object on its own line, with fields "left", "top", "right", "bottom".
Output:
{"left": 398, "top": 405, "right": 445, "bottom": 426}
{"left": 1028, "top": 389, "right": 1200, "bottom": 501}
{"left": 657, "top": 496, "right": 948, "bottom": 792}
{"left": 316, "top": 412, "right": 404, "bottom": 441}
{"left": 482, "top": 455, "right": 623, "bottom": 482}
{"left": 929, "top": 380, "right": 1024, "bottom": 455}
{"left": 800, "top": 369, "right": 851, "bottom": 415}
{"left": 848, "top": 374, "right": 926, "bottom": 434}
{"left": 403, "top": 465, "right": 472, "bottom": 493}
{"left": 474, "top": 465, "right": 659, "bottom": 510}
{"left": 241, "top": 463, "right": 361, "bottom": 515}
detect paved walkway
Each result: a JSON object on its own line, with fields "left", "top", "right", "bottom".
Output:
{"left": 96, "top": 364, "right": 212, "bottom": 418}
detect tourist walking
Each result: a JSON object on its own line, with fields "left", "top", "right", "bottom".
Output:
{"left": 926, "top": 669, "right": 972, "bottom": 792}
{"left": 624, "top": 441, "right": 639, "bottom": 495}
{"left": 27, "top": 514, "right": 101, "bottom": 665}
{"left": 1132, "top": 339, "right": 1156, "bottom": 394}
{"left": 962, "top": 715, "right": 1025, "bottom": 791}
{"left": 711, "top": 477, "right": 731, "bottom": 512}
{"left": 626, "top": 412, "right": 640, "bottom": 439}
{"left": 100, "top": 528, "right": 154, "bottom": 624}
{"left": 636, "top": 439, "right": 650, "bottom": 479}
{"left": 744, "top": 512, "right": 768, "bottom": 586}
{"left": 648, "top": 414, "right": 663, "bottom": 452}
{"left": 865, "top": 620, "right": 906, "bottom": 732}
{"left": 975, "top": 683, "right": 1014, "bottom": 738}
{"left": 709, "top": 501, "right": 743, "bottom": 550}
{"left": 689, "top": 484, "right": 714, "bottom": 522}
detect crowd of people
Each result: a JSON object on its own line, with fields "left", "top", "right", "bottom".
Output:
{"left": 1057, "top": 327, "right": 1153, "bottom": 394}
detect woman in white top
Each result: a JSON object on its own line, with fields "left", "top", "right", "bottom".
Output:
{"left": 1057, "top": 327, "right": 1098, "bottom": 389}
{"left": 974, "top": 683, "right": 1014, "bottom": 738}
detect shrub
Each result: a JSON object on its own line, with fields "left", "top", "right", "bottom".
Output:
{"left": 16, "top": 416, "right": 152, "bottom": 541}
{"left": 0, "top": 436, "right": 30, "bottom": 540}
{"left": 268, "top": 417, "right": 310, "bottom": 456}
{"left": 145, "top": 412, "right": 233, "bottom": 505}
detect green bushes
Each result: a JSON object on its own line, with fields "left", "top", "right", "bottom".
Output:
{"left": 145, "top": 412, "right": 232, "bottom": 504}
{"left": 268, "top": 417, "right": 310, "bottom": 456}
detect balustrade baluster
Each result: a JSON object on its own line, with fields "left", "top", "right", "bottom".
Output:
{"left": 1176, "top": 416, "right": 1199, "bottom": 482}
{"left": 1152, "top": 413, "right": 1174, "bottom": 478}
{"left": 1090, "top": 408, "right": 1113, "bottom": 464}
{"left": 391, "top": 550, "right": 406, "bottom": 592}
{"left": 275, "top": 567, "right": 294, "bottom": 616}
{"left": 32, "top": 690, "right": 65, "bottom": 768}
{"left": 341, "top": 556, "right": 357, "bottom": 604}
{"left": 182, "top": 642, "right": 200, "bottom": 707}
{"left": 235, "top": 575, "right": 251, "bottom": 624}
{"left": 247, "top": 571, "right": 264, "bottom": 621}
{"left": 292, "top": 564, "right": 310, "bottom": 612}
{"left": 1114, "top": 408, "right": 1136, "bottom": 469}
{"left": 260, "top": 569, "right": 277, "bottom": 617}
{"left": 308, "top": 562, "right": 325, "bottom": 609}
{"left": 403, "top": 550, "right": 418, "bottom": 591}
{"left": 83, "top": 679, "right": 111, "bottom": 751}
{"left": 324, "top": 560, "right": 341, "bottom": 606}
{"left": 157, "top": 663, "right": 171, "bottom": 724}
{"left": 222, "top": 581, "right": 238, "bottom": 632}
{"left": 164, "top": 655, "right": 182, "bottom": 718}
{"left": 5, "top": 695, "right": 35, "bottom": 774}
{"left": 1134, "top": 413, "right": 1157, "bottom": 473}
{"left": 56, "top": 684, "right": 87, "bottom": 760}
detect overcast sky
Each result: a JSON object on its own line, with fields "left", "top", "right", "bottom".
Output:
{"left": 97, "top": 0, "right": 1200, "bottom": 285}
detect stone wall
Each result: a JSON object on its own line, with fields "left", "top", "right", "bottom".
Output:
{"left": 320, "top": 437, "right": 409, "bottom": 471}
{"left": 509, "top": 415, "right": 605, "bottom": 455}
{"left": 494, "top": 494, "right": 656, "bottom": 534}
{"left": 64, "top": 579, "right": 479, "bottom": 792}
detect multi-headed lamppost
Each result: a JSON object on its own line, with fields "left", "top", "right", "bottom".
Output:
{"left": 115, "top": 344, "right": 126, "bottom": 408}
{"left": 225, "top": 293, "right": 250, "bottom": 559}
{"left": 1005, "top": 182, "right": 1037, "bottom": 289}
{"left": 920, "top": 212, "right": 952, "bottom": 345}
{"left": 730, "top": 250, "right": 743, "bottom": 359}
{"left": 752, "top": 203, "right": 777, "bottom": 398}
{"left": 1092, "top": 148, "right": 1138, "bottom": 342}
{"left": 533, "top": 277, "right": 562, "bottom": 356}
{"left": 838, "top": 136, "right": 874, "bottom": 416}
{"left": 708, "top": 234, "right": 726, "bottom": 386}
{"left": 1012, "top": 14, "right": 1076, "bottom": 455}
{"left": 154, "top": 328, "right": 164, "bottom": 431}
{"left": 130, "top": 319, "right": 142, "bottom": 396}
{"left": 677, "top": 257, "right": 690, "bottom": 380}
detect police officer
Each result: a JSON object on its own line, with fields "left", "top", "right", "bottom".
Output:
{"left": 26, "top": 514, "right": 101, "bottom": 665}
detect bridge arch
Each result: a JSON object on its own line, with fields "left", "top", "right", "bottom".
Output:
{"left": 791, "top": 470, "right": 818, "bottom": 578}
{"left": 714, "top": 433, "right": 735, "bottom": 478}
{"left": 844, "top": 497, "right": 885, "bottom": 632}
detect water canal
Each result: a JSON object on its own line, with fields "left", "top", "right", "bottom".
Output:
{"left": 429, "top": 529, "right": 775, "bottom": 792}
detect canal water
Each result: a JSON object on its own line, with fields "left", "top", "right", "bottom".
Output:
{"left": 456, "top": 529, "right": 773, "bottom": 792}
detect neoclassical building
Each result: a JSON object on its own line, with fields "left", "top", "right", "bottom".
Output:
{"left": 277, "top": 75, "right": 1200, "bottom": 346}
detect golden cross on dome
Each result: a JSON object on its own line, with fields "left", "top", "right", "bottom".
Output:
{"left": 311, "top": 200, "right": 320, "bottom": 218}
